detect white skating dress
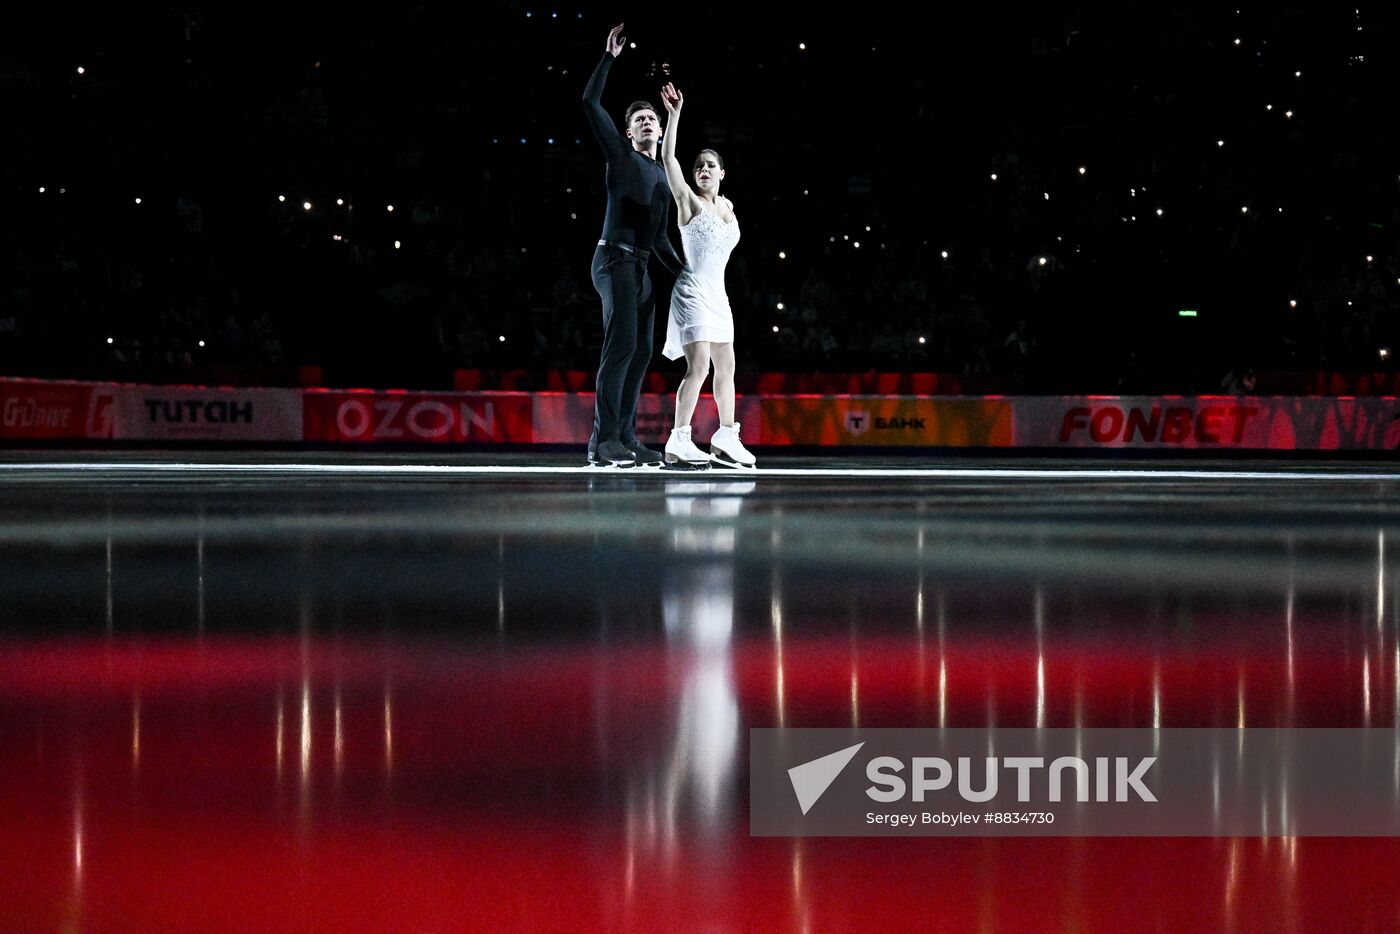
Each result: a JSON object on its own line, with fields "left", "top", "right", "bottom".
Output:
{"left": 662, "top": 205, "right": 740, "bottom": 360}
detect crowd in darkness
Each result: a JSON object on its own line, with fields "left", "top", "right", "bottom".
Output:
{"left": 1, "top": 4, "right": 1398, "bottom": 394}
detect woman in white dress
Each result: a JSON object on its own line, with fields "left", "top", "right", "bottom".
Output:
{"left": 656, "top": 81, "right": 756, "bottom": 468}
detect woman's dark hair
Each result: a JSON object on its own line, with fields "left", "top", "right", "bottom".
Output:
{"left": 693, "top": 149, "right": 724, "bottom": 172}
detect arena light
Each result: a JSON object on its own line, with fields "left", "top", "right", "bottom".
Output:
{"left": 1178, "top": 310, "right": 1198, "bottom": 318}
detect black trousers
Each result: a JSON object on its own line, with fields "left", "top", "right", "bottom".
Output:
{"left": 589, "top": 244, "right": 655, "bottom": 447}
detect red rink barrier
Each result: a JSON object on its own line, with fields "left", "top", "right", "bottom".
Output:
{"left": 0, "top": 377, "right": 1396, "bottom": 450}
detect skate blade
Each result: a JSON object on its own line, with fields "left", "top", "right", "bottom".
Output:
{"left": 709, "top": 453, "right": 756, "bottom": 469}
{"left": 662, "top": 457, "right": 712, "bottom": 471}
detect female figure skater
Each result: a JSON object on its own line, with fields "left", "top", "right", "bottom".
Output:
{"left": 657, "top": 82, "right": 756, "bottom": 469}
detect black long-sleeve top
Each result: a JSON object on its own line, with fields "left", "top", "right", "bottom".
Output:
{"left": 582, "top": 52, "right": 683, "bottom": 276}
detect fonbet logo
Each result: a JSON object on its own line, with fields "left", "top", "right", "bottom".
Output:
{"left": 788, "top": 745, "right": 1158, "bottom": 813}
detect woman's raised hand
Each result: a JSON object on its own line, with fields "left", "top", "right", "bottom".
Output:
{"left": 660, "top": 82, "right": 684, "bottom": 115}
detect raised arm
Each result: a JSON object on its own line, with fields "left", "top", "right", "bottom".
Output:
{"left": 660, "top": 83, "right": 703, "bottom": 225}
{"left": 582, "top": 24, "right": 627, "bottom": 159}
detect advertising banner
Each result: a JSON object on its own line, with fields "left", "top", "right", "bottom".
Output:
{"left": 303, "top": 391, "right": 534, "bottom": 443}
{"left": 113, "top": 386, "right": 304, "bottom": 441}
{"left": 1016, "top": 396, "right": 1400, "bottom": 450}
{"left": 0, "top": 379, "right": 106, "bottom": 440}
{"left": 756, "top": 397, "right": 1014, "bottom": 447}
{"left": 531, "top": 394, "right": 763, "bottom": 444}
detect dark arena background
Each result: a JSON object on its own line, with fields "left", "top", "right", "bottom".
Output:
{"left": 3, "top": 4, "right": 1400, "bottom": 932}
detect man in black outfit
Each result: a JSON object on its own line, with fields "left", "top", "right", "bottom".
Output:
{"left": 582, "top": 22, "right": 684, "bottom": 467}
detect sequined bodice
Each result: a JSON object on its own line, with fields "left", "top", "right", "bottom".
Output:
{"left": 678, "top": 208, "right": 740, "bottom": 280}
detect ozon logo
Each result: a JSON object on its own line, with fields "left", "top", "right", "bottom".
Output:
{"left": 333, "top": 398, "right": 496, "bottom": 441}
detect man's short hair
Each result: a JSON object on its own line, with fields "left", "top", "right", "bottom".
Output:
{"left": 625, "top": 100, "right": 658, "bottom": 124}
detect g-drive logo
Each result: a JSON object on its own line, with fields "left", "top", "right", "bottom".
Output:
{"left": 789, "top": 742, "right": 1157, "bottom": 815}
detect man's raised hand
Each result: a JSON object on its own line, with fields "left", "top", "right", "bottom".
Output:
{"left": 607, "top": 23, "right": 625, "bottom": 57}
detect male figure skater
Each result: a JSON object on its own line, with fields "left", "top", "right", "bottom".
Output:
{"left": 582, "top": 22, "right": 684, "bottom": 467}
